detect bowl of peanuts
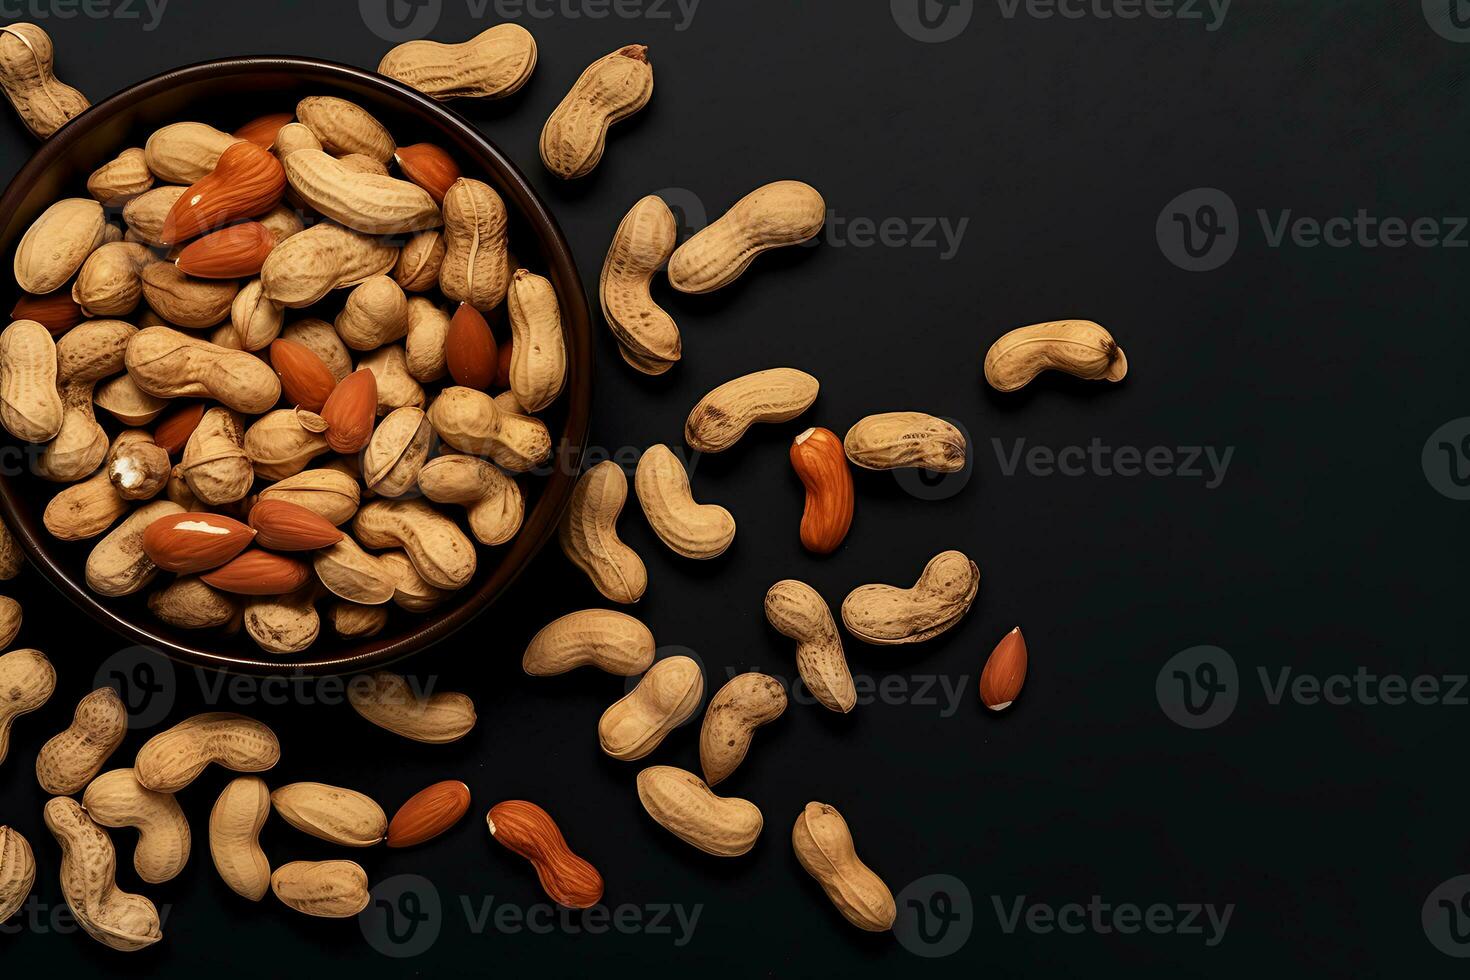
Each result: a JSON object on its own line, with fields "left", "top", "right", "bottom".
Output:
{"left": 0, "top": 55, "right": 592, "bottom": 675}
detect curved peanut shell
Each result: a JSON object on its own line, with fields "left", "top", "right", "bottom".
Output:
{"left": 133, "top": 712, "right": 281, "bottom": 793}
{"left": 559, "top": 460, "right": 647, "bottom": 604}
{"left": 81, "top": 768, "right": 192, "bottom": 884}
{"left": 348, "top": 671, "right": 476, "bottom": 744}
{"left": 634, "top": 443, "right": 735, "bottom": 559}
{"left": 983, "top": 319, "right": 1128, "bottom": 392}
{"left": 598, "top": 655, "right": 703, "bottom": 760}
{"left": 764, "top": 580, "right": 856, "bottom": 713}
{"left": 600, "top": 194, "right": 680, "bottom": 366}
{"left": 840, "top": 550, "right": 980, "bottom": 645}
{"left": 210, "top": 776, "right": 271, "bottom": 900}
{"left": 539, "top": 45, "right": 653, "bottom": 179}
{"left": 13, "top": 197, "right": 106, "bottom": 294}
{"left": 843, "top": 412, "right": 967, "bottom": 472}
{"left": 685, "top": 367, "right": 819, "bottom": 453}
{"left": 260, "top": 222, "right": 398, "bottom": 308}
{"left": 636, "top": 765, "right": 762, "bottom": 857}
{"left": 792, "top": 801, "right": 896, "bottom": 931}
{"left": 35, "top": 687, "right": 128, "bottom": 795}
{"left": 0, "top": 319, "right": 63, "bottom": 442}
{"left": 523, "top": 609, "right": 656, "bottom": 676}
{"left": 699, "top": 673, "right": 786, "bottom": 786}
{"left": 44, "top": 796, "right": 162, "bottom": 951}
{"left": 667, "top": 181, "right": 825, "bottom": 294}
{"left": 378, "top": 23, "right": 538, "bottom": 99}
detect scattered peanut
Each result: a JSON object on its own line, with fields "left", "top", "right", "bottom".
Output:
{"left": 0, "top": 23, "right": 89, "bottom": 137}
{"left": 983, "top": 319, "right": 1128, "bottom": 392}
{"left": 685, "top": 367, "right": 819, "bottom": 453}
{"left": 636, "top": 765, "right": 762, "bottom": 857}
{"left": 559, "top": 460, "right": 647, "bottom": 604}
{"left": 81, "top": 768, "right": 192, "bottom": 884}
{"left": 134, "top": 712, "right": 281, "bottom": 793}
{"left": 540, "top": 45, "right": 653, "bottom": 179}
{"left": 44, "top": 796, "right": 163, "bottom": 951}
{"left": 841, "top": 550, "right": 980, "bottom": 645}
{"left": 272, "top": 782, "right": 388, "bottom": 848}
{"left": 635, "top": 443, "right": 735, "bottom": 559}
{"left": 35, "top": 687, "right": 127, "bottom": 794}
{"left": 209, "top": 776, "right": 271, "bottom": 901}
{"left": 348, "top": 671, "right": 476, "bottom": 743}
{"left": 791, "top": 802, "right": 896, "bottom": 931}
{"left": 764, "top": 580, "right": 856, "bottom": 714}
{"left": 600, "top": 194, "right": 680, "bottom": 373}
{"left": 699, "top": 673, "right": 786, "bottom": 786}
{"left": 378, "top": 24, "right": 538, "bottom": 99}
{"left": 598, "top": 654, "right": 704, "bottom": 761}
{"left": 522, "top": 609, "right": 655, "bottom": 676}
{"left": 668, "top": 181, "right": 825, "bottom": 294}
{"left": 843, "top": 412, "right": 967, "bottom": 472}
{"left": 271, "top": 859, "right": 371, "bottom": 918}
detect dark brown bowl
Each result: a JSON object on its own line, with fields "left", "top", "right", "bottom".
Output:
{"left": 0, "top": 57, "right": 590, "bottom": 675}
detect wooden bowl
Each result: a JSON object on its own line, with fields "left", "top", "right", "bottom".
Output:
{"left": 0, "top": 57, "right": 591, "bottom": 675}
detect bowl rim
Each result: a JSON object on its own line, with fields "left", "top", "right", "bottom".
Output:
{"left": 0, "top": 55, "right": 591, "bottom": 676}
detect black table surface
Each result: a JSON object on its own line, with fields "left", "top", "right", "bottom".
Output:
{"left": 2, "top": 1, "right": 1467, "bottom": 976}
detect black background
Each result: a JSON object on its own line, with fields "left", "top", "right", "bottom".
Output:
{"left": 1, "top": 0, "right": 1467, "bottom": 975}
